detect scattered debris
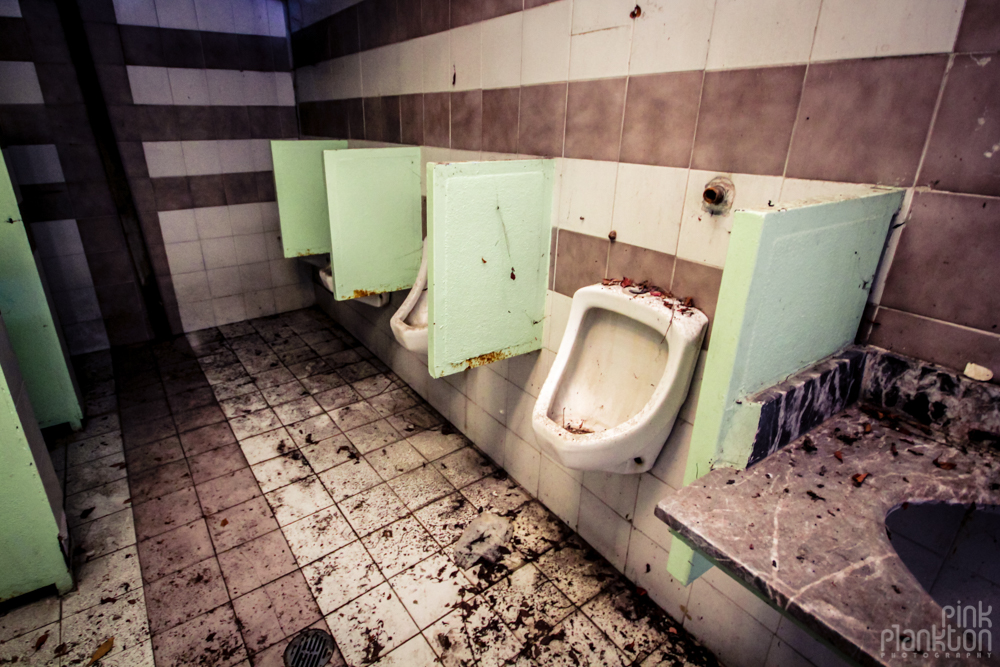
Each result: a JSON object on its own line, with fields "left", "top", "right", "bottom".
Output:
{"left": 851, "top": 473, "right": 869, "bottom": 487}
{"left": 453, "top": 513, "right": 513, "bottom": 569}
{"left": 629, "top": 4, "right": 641, "bottom": 18}
{"left": 806, "top": 490, "right": 826, "bottom": 502}
{"left": 608, "top": 230, "right": 617, "bottom": 241}
{"left": 220, "top": 518, "right": 229, "bottom": 527}
{"left": 86, "top": 638, "right": 113, "bottom": 666}
{"left": 800, "top": 437, "right": 817, "bottom": 453}
{"left": 563, "top": 421, "right": 594, "bottom": 435}
{"left": 34, "top": 632, "right": 49, "bottom": 652}
{"left": 833, "top": 450, "right": 843, "bottom": 463}
{"left": 890, "top": 443, "right": 898, "bottom": 457}
{"left": 933, "top": 457, "right": 957, "bottom": 470}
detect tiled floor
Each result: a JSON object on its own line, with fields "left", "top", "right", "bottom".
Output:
{"left": 0, "top": 308, "right": 721, "bottom": 667}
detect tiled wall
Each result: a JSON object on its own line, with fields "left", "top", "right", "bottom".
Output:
{"left": 295, "top": 1, "right": 1000, "bottom": 666}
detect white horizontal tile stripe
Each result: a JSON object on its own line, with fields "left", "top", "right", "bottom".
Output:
{"left": 0, "top": 0, "right": 22, "bottom": 17}
{"left": 127, "top": 66, "right": 295, "bottom": 106}
{"left": 113, "top": 0, "right": 284, "bottom": 36}
{"left": 144, "top": 139, "right": 273, "bottom": 176}
{"left": 0, "top": 62, "right": 45, "bottom": 105}
{"left": 5, "top": 145, "right": 65, "bottom": 185}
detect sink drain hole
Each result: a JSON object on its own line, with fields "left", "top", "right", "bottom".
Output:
{"left": 284, "top": 628, "right": 336, "bottom": 667}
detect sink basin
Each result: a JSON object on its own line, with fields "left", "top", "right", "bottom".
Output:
{"left": 886, "top": 502, "right": 1000, "bottom": 609}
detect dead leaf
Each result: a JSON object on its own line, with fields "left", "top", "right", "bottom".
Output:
{"left": 933, "top": 457, "right": 957, "bottom": 470}
{"left": 863, "top": 423, "right": 872, "bottom": 434}
{"left": 852, "top": 473, "right": 869, "bottom": 487}
{"left": 220, "top": 518, "right": 229, "bottom": 527}
{"left": 510, "top": 268, "right": 516, "bottom": 280}
{"left": 621, "top": 277, "right": 633, "bottom": 288}
{"left": 110, "top": 462, "right": 127, "bottom": 470}
{"left": 890, "top": 443, "right": 898, "bottom": 457}
{"left": 34, "top": 631, "right": 49, "bottom": 651}
{"left": 833, "top": 450, "right": 843, "bottom": 463}
{"left": 54, "top": 643, "right": 69, "bottom": 656}
{"left": 87, "top": 637, "right": 113, "bottom": 666}
{"left": 481, "top": 258, "right": 486, "bottom": 263}
{"left": 80, "top": 507, "right": 96, "bottom": 519}
{"left": 668, "top": 627, "right": 678, "bottom": 634}
{"left": 801, "top": 437, "right": 817, "bottom": 453}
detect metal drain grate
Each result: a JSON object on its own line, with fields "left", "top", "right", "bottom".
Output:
{"left": 284, "top": 628, "right": 336, "bottom": 667}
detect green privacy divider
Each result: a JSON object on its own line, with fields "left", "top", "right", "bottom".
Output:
{"left": 666, "top": 189, "right": 904, "bottom": 585}
{"left": 0, "top": 158, "right": 82, "bottom": 429}
{"left": 428, "top": 160, "right": 555, "bottom": 378}
{"left": 325, "top": 147, "right": 423, "bottom": 300}
{"left": 272, "top": 140, "right": 349, "bottom": 257}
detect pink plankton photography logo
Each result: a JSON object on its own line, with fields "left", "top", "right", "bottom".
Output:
{"left": 881, "top": 602, "right": 993, "bottom": 661}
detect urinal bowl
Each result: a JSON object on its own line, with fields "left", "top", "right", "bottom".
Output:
{"left": 390, "top": 242, "right": 429, "bottom": 354}
{"left": 531, "top": 284, "right": 708, "bottom": 475}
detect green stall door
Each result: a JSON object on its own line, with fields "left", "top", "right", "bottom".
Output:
{"left": 272, "top": 140, "right": 349, "bottom": 257}
{"left": 428, "top": 160, "right": 555, "bottom": 378}
{"left": 0, "top": 157, "right": 82, "bottom": 429}
{"left": 324, "top": 147, "right": 423, "bottom": 300}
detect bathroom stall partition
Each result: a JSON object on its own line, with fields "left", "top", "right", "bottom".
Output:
{"left": 665, "top": 189, "right": 905, "bottom": 585}
{"left": 271, "top": 140, "right": 349, "bottom": 257}
{"left": 426, "top": 160, "right": 555, "bottom": 378}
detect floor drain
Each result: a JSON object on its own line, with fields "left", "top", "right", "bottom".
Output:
{"left": 284, "top": 628, "right": 337, "bottom": 667}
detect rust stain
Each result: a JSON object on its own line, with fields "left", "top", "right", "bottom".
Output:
{"left": 463, "top": 349, "right": 514, "bottom": 369}
{"left": 352, "top": 289, "right": 379, "bottom": 298}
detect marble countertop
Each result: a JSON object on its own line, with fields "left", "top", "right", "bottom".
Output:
{"left": 656, "top": 405, "right": 1000, "bottom": 667}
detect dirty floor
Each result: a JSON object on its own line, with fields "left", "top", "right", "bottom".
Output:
{"left": 0, "top": 308, "right": 721, "bottom": 667}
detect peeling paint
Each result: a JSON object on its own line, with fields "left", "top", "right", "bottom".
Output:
{"left": 462, "top": 349, "right": 515, "bottom": 369}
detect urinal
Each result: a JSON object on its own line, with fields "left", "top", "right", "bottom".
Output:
{"left": 319, "top": 264, "right": 390, "bottom": 307}
{"left": 532, "top": 283, "right": 708, "bottom": 474}
{"left": 390, "top": 242, "right": 429, "bottom": 354}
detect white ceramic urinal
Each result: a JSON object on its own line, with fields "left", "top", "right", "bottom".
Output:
{"left": 319, "top": 264, "right": 390, "bottom": 307}
{"left": 531, "top": 284, "right": 708, "bottom": 474}
{"left": 390, "top": 242, "right": 429, "bottom": 354}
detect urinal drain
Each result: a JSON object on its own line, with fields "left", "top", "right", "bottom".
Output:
{"left": 284, "top": 628, "right": 336, "bottom": 667}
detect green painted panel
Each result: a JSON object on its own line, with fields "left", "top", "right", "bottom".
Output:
{"left": 0, "top": 307, "right": 72, "bottom": 600}
{"left": 0, "top": 158, "right": 82, "bottom": 429}
{"left": 666, "top": 189, "right": 903, "bottom": 584}
{"left": 272, "top": 140, "right": 349, "bottom": 257}
{"left": 325, "top": 147, "right": 422, "bottom": 300}
{"left": 428, "top": 160, "right": 555, "bottom": 377}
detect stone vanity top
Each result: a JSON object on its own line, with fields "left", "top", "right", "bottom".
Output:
{"left": 656, "top": 405, "right": 1000, "bottom": 667}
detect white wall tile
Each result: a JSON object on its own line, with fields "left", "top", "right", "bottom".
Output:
{"left": 811, "top": 0, "right": 964, "bottom": 62}
{"left": 178, "top": 299, "right": 216, "bottom": 332}
{"left": 504, "top": 431, "right": 540, "bottom": 496}
{"left": 260, "top": 201, "right": 280, "bottom": 232}
{"left": 465, "top": 365, "right": 507, "bottom": 425}
{"left": 577, "top": 488, "right": 631, "bottom": 570}
{"left": 143, "top": 141, "right": 186, "bottom": 178}
{"left": 678, "top": 349, "right": 706, "bottom": 425}
{"left": 676, "top": 170, "right": 783, "bottom": 268}
{"left": 201, "top": 236, "right": 238, "bottom": 269}
{"left": 246, "top": 288, "right": 278, "bottom": 317}
{"left": 706, "top": 0, "right": 822, "bottom": 70}
{"left": 270, "top": 258, "right": 303, "bottom": 286}
{"left": 611, "top": 162, "right": 687, "bottom": 255}
{"left": 778, "top": 178, "right": 878, "bottom": 203}
{"left": 504, "top": 382, "right": 538, "bottom": 449}
{"left": 194, "top": 206, "right": 232, "bottom": 239}
{"left": 232, "top": 0, "right": 268, "bottom": 34}
{"left": 397, "top": 39, "right": 424, "bottom": 95}
{"left": 243, "top": 70, "right": 278, "bottom": 106}
{"left": 159, "top": 209, "right": 199, "bottom": 244}
{"left": 113, "top": 0, "right": 158, "bottom": 26}
{"left": 361, "top": 44, "right": 394, "bottom": 96}
{"left": 632, "top": 474, "right": 675, "bottom": 550}
{"left": 266, "top": 0, "right": 287, "bottom": 37}
{"left": 213, "top": 294, "right": 247, "bottom": 325}
{"left": 31, "top": 219, "right": 83, "bottom": 258}
{"left": 276, "top": 72, "right": 296, "bottom": 106}
{"left": 193, "top": 0, "right": 235, "bottom": 32}
{"left": 6, "top": 145, "right": 65, "bottom": 185}
{"left": 557, "top": 159, "right": 618, "bottom": 237}
{"left": 538, "top": 454, "right": 582, "bottom": 530}
{"left": 480, "top": 13, "right": 521, "bottom": 90}
{"left": 521, "top": 0, "right": 572, "bottom": 85}
{"left": 763, "top": 636, "right": 816, "bottom": 667}
{"left": 155, "top": 0, "right": 199, "bottom": 30}
{"left": 572, "top": 0, "right": 633, "bottom": 33}
{"left": 0, "top": 62, "right": 45, "bottom": 105}
{"left": 629, "top": 0, "right": 715, "bottom": 75}
{"left": 250, "top": 140, "right": 274, "bottom": 172}
{"left": 264, "top": 231, "right": 284, "bottom": 259}
{"left": 465, "top": 402, "right": 505, "bottom": 465}
{"left": 323, "top": 55, "right": 362, "bottom": 100}
{"left": 207, "top": 266, "right": 243, "bottom": 297}
{"left": 544, "top": 289, "right": 572, "bottom": 353}
{"left": 234, "top": 233, "right": 268, "bottom": 265}
{"left": 649, "top": 419, "right": 691, "bottom": 491}
{"left": 52, "top": 286, "right": 102, "bottom": 325}
{"left": 165, "top": 241, "right": 206, "bottom": 275}
{"left": 775, "top": 616, "right": 852, "bottom": 667}
{"left": 172, "top": 270, "right": 211, "bottom": 302}
{"left": 451, "top": 23, "right": 482, "bottom": 92}
{"left": 206, "top": 69, "right": 245, "bottom": 106}
{"left": 41, "top": 254, "right": 93, "bottom": 292}
{"left": 568, "top": 27, "right": 631, "bottom": 81}
{"left": 701, "top": 566, "right": 782, "bottom": 632}
{"left": 181, "top": 140, "right": 222, "bottom": 176}
{"left": 218, "top": 140, "right": 255, "bottom": 173}
{"left": 623, "top": 529, "right": 691, "bottom": 620}
{"left": 421, "top": 32, "right": 452, "bottom": 93}
{"left": 127, "top": 66, "right": 173, "bottom": 106}
{"left": 506, "top": 347, "right": 553, "bottom": 397}
{"left": 685, "top": 578, "right": 775, "bottom": 667}
{"left": 582, "top": 470, "right": 639, "bottom": 520}
{"left": 230, "top": 202, "right": 264, "bottom": 235}
{"left": 239, "top": 261, "right": 273, "bottom": 291}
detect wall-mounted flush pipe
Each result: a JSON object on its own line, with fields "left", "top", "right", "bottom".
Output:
{"left": 701, "top": 176, "right": 735, "bottom": 216}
